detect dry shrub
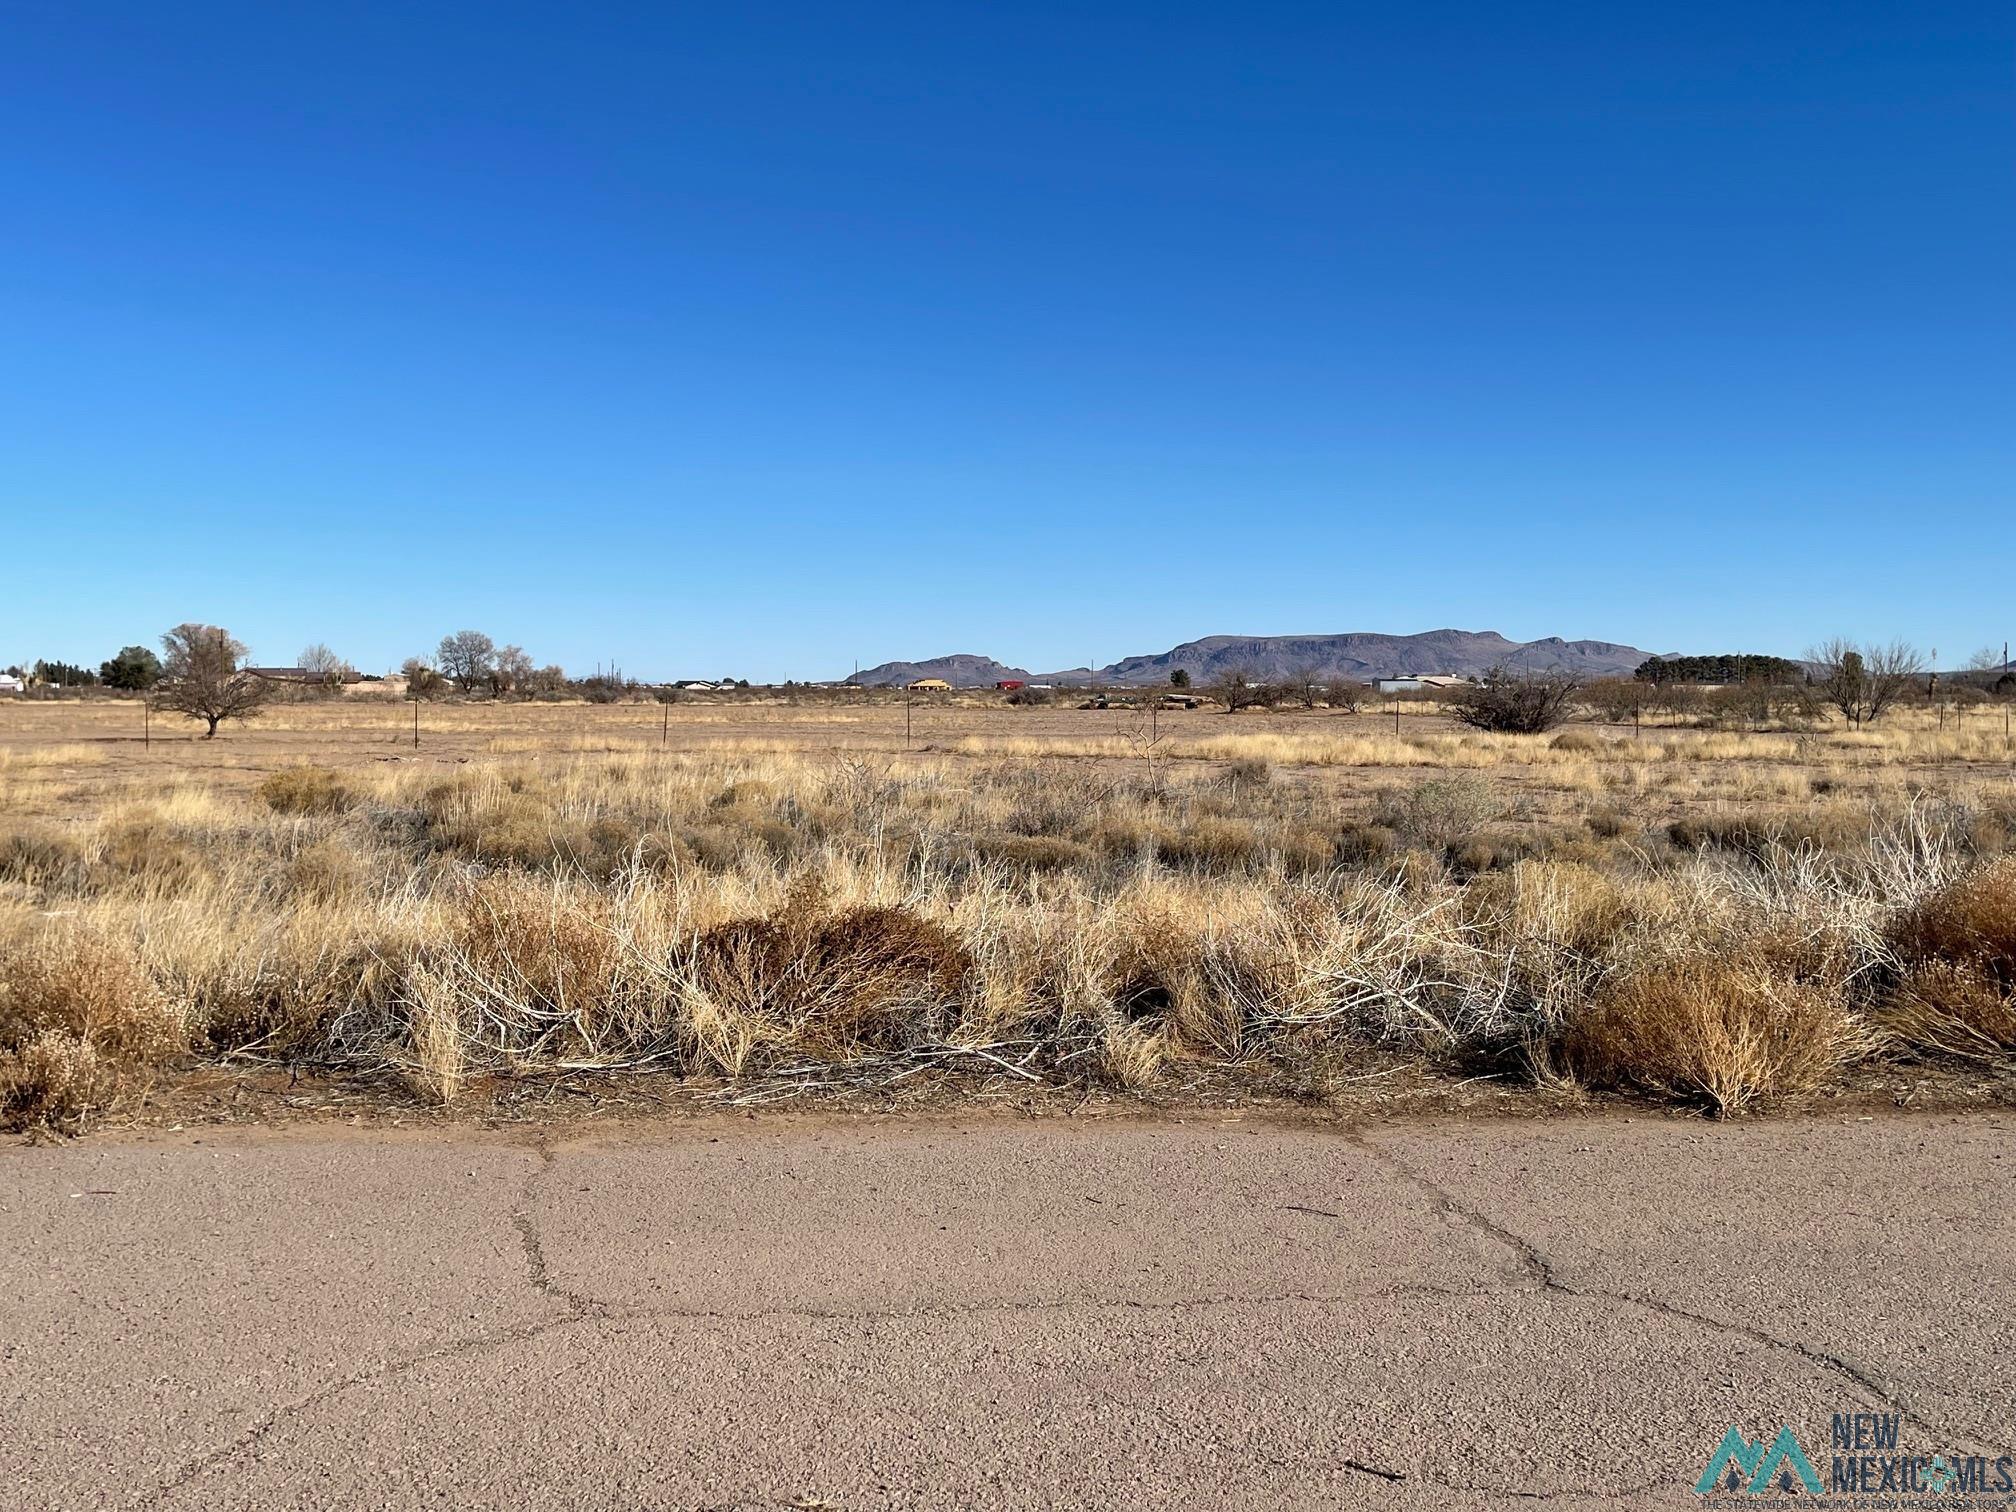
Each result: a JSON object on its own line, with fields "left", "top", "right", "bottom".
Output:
{"left": 973, "top": 833, "right": 1094, "bottom": 872}
{"left": 689, "top": 891, "right": 972, "bottom": 1060}
{"left": 258, "top": 766, "right": 355, "bottom": 815}
{"left": 0, "top": 921, "right": 187, "bottom": 1062}
{"left": 451, "top": 877, "right": 621, "bottom": 1027}
{"left": 1884, "top": 964, "right": 2016, "bottom": 1059}
{"left": 0, "top": 922, "right": 187, "bottom": 1131}
{"left": 1334, "top": 821, "right": 1396, "bottom": 867}
{"left": 402, "top": 962, "right": 465, "bottom": 1105}
{"left": 0, "top": 826, "right": 92, "bottom": 893}
{"left": 287, "top": 836, "right": 371, "bottom": 901}
{"left": 1882, "top": 859, "right": 2016, "bottom": 1057}
{"left": 1379, "top": 773, "right": 1499, "bottom": 851}
{"left": 99, "top": 813, "right": 206, "bottom": 886}
{"left": 0, "top": 1032, "right": 115, "bottom": 1134}
{"left": 1274, "top": 827, "right": 1336, "bottom": 875}
{"left": 1560, "top": 949, "right": 1866, "bottom": 1113}
{"left": 1159, "top": 815, "right": 1262, "bottom": 871}
{"left": 1889, "top": 857, "right": 2016, "bottom": 974}
{"left": 1549, "top": 729, "right": 1605, "bottom": 754}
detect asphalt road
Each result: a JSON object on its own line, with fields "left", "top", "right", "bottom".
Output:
{"left": 3, "top": 1112, "right": 2011, "bottom": 1510}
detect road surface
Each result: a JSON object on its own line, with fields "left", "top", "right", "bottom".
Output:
{"left": 3, "top": 1112, "right": 2011, "bottom": 1509}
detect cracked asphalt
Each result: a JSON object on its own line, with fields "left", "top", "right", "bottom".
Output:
{"left": 3, "top": 1112, "right": 2010, "bottom": 1510}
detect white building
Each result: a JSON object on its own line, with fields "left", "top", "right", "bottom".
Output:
{"left": 0, "top": 674, "right": 24, "bottom": 695}
{"left": 1375, "top": 674, "right": 1471, "bottom": 694}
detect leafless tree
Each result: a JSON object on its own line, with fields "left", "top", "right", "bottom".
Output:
{"left": 1321, "top": 676, "right": 1366, "bottom": 713}
{"left": 297, "top": 642, "right": 354, "bottom": 690}
{"left": 1287, "top": 664, "right": 1323, "bottom": 710}
{"left": 1450, "top": 667, "right": 1578, "bottom": 734}
{"left": 1809, "top": 638, "right": 1924, "bottom": 726}
{"left": 436, "top": 630, "right": 496, "bottom": 693}
{"left": 154, "top": 623, "right": 273, "bottom": 737}
{"left": 1213, "top": 667, "right": 1265, "bottom": 713}
{"left": 492, "top": 644, "right": 534, "bottom": 697}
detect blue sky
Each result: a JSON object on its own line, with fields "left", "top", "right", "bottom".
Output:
{"left": 4, "top": 2, "right": 2011, "bottom": 679}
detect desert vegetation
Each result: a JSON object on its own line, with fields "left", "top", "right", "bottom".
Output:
{"left": 3, "top": 691, "right": 2015, "bottom": 1133}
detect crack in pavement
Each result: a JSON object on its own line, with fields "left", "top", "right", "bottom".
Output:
{"left": 141, "top": 1311, "right": 596, "bottom": 1508}
{"left": 147, "top": 1139, "right": 598, "bottom": 1508}
{"left": 1340, "top": 1126, "right": 2009, "bottom": 1461}
{"left": 145, "top": 1132, "right": 2001, "bottom": 1507}
{"left": 511, "top": 1136, "right": 609, "bottom": 1318}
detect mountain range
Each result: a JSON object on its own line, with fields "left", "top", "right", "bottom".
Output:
{"left": 843, "top": 630, "right": 1663, "bottom": 687}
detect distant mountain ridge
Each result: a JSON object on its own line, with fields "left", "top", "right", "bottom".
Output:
{"left": 845, "top": 653, "right": 1030, "bottom": 687}
{"left": 845, "top": 631, "right": 1659, "bottom": 687}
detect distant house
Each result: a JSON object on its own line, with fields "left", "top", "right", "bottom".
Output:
{"left": 674, "top": 681, "right": 718, "bottom": 692}
{"left": 994, "top": 679, "right": 1025, "bottom": 691}
{"left": 247, "top": 666, "right": 362, "bottom": 686}
{"left": 907, "top": 678, "right": 952, "bottom": 692}
{"left": 1375, "top": 674, "right": 1471, "bottom": 694}
{"left": 0, "top": 674, "right": 23, "bottom": 695}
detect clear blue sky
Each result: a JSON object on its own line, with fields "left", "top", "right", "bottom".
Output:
{"left": 4, "top": 2, "right": 2011, "bottom": 679}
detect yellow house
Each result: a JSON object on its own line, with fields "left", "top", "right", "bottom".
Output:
{"left": 907, "top": 678, "right": 952, "bottom": 691}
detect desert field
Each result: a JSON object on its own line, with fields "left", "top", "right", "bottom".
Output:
{"left": 3, "top": 692, "right": 2014, "bottom": 1133}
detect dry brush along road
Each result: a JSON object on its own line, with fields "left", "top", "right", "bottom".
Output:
{"left": 3, "top": 1112, "right": 2011, "bottom": 1510}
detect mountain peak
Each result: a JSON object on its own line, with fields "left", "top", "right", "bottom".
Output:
{"left": 843, "top": 631, "right": 1654, "bottom": 686}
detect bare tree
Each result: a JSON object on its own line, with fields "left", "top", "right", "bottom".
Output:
{"left": 1450, "top": 667, "right": 1578, "bottom": 734}
{"left": 492, "top": 644, "right": 534, "bottom": 697}
{"left": 154, "top": 623, "right": 273, "bottom": 737}
{"left": 436, "top": 630, "right": 496, "bottom": 694}
{"left": 1809, "top": 638, "right": 1924, "bottom": 726}
{"left": 1213, "top": 667, "right": 1265, "bottom": 714}
{"left": 1321, "top": 676, "right": 1366, "bottom": 713}
{"left": 297, "top": 642, "right": 354, "bottom": 690}
{"left": 1288, "top": 664, "right": 1323, "bottom": 710}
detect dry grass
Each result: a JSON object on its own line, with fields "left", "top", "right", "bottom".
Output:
{"left": 0, "top": 695, "right": 2012, "bottom": 1129}
{"left": 1561, "top": 948, "right": 1871, "bottom": 1113}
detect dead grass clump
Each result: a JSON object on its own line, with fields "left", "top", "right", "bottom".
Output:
{"left": 1159, "top": 815, "right": 1263, "bottom": 871}
{"left": 1560, "top": 949, "right": 1865, "bottom": 1113}
{"left": 1888, "top": 857, "right": 2016, "bottom": 973}
{"left": 0, "top": 1032, "right": 116, "bottom": 1134}
{"left": 286, "top": 836, "right": 372, "bottom": 901}
{"left": 0, "top": 921, "right": 187, "bottom": 1130}
{"left": 450, "top": 877, "right": 621, "bottom": 1032}
{"left": 1882, "top": 858, "right": 2016, "bottom": 1057}
{"left": 689, "top": 895, "right": 972, "bottom": 1060}
{"left": 1333, "top": 821, "right": 1397, "bottom": 867}
{"left": 257, "top": 766, "right": 355, "bottom": 815}
{"left": 1549, "top": 729, "right": 1605, "bottom": 754}
{"left": 0, "top": 825, "right": 92, "bottom": 893}
{"left": 0, "top": 921, "right": 187, "bottom": 1062}
{"left": 1379, "top": 773, "right": 1499, "bottom": 851}
{"left": 973, "top": 833, "right": 1096, "bottom": 872}
{"left": 1885, "top": 964, "right": 2016, "bottom": 1058}
{"left": 99, "top": 813, "right": 207, "bottom": 887}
